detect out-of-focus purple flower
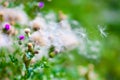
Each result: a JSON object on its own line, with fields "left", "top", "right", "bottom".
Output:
{"left": 4, "top": 23, "right": 11, "bottom": 31}
{"left": 38, "top": 2, "right": 44, "bottom": 8}
{"left": 19, "top": 35, "right": 25, "bottom": 40}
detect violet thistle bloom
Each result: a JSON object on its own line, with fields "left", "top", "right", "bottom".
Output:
{"left": 38, "top": 2, "right": 44, "bottom": 8}
{"left": 4, "top": 23, "right": 11, "bottom": 31}
{"left": 19, "top": 35, "right": 25, "bottom": 40}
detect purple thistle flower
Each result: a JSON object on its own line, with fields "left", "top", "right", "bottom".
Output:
{"left": 19, "top": 35, "right": 25, "bottom": 40}
{"left": 4, "top": 23, "right": 11, "bottom": 31}
{"left": 38, "top": 2, "right": 44, "bottom": 8}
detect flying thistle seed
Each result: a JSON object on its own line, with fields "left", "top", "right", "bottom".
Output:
{"left": 19, "top": 35, "right": 25, "bottom": 40}
{"left": 38, "top": 2, "right": 44, "bottom": 8}
{"left": 98, "top": 25, "right": 107, "bottom": 37}
{"left": 4, "top": 23, "right": 11, "bottom": 31}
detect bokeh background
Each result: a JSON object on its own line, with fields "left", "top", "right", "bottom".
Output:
{"left": 44, "top": 0, "right": 120, "bottom": 79}
{"left": 0, "top": 0, "right": 120, "bottom": 80}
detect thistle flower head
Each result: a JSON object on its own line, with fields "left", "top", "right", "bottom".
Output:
{"left": 19, "top": 35, "right": 25, "bottom": 40}
{"left": 24, "top": 28, "right": 30, "bottom": 34}
{"left": 33, "top": 23, "right": 40, "bottom": 31}
{"left": 0, "top": 8, "right": 28, "bottom": 25}
{"left": 4, "top": 23, "right": 11, "bottom": 31}
{"left": 38, "top": 2, "right": 44, "bottom": 8}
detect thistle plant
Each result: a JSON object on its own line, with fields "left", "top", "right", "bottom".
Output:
{"left": 0, "top": 0, "right": 110, "bottom": 80}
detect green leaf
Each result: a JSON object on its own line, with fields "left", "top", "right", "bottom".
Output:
{"left": 9, "top": 55, "right": 18, "bottom": 64}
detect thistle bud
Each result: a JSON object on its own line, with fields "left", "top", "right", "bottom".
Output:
{"left": 49, "top": 52, "right": 55, "bottom": 58}
{"left": 38, "top": 2, "right": 44, "bottom": 8}
{"left": 27, "top": 43, "right": 34, "bottom": 54}
{"left": 27, "top": 43, "right": 33, "bottom": 48}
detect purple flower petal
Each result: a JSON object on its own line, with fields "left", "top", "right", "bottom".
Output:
{"left": 19, "top": 35, "right": 25, "bottom": 40}
{"left": 38, "top": 2, "right": 44, "bottom": 8}
{"left": 4, "top": 23, "right": 11, "bottom": 31}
